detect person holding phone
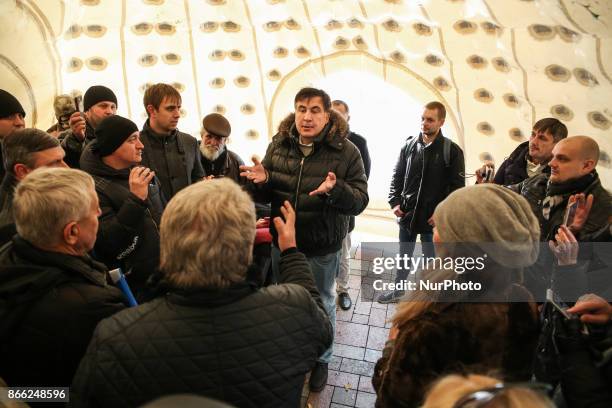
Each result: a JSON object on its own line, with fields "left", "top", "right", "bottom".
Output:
{"left": 59, "top": 85, "right": 118, "bottom": 168}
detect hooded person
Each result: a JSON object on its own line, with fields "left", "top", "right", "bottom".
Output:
{"left": 0, "top": 89, "right": 27, "bottom": 181}
{"left": 80, "top": 115, "right": 164, "bottom": 297}
{"left": 373, "top": 184, "right": 541, "bottom": 408}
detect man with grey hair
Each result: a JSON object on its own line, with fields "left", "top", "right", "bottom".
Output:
{"left": 0, "top": 128, "right": 67, "bottom": 243}
{"left": 0, "top": 167, "right": 126, "bottom": 388}
{"left": 71, "top": 179, "right": 333, "bottom": 408}
{"left": 199, "top": 112, "right": 245, "bottom": 184}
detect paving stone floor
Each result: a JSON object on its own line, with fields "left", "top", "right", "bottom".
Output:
{"left": 300, "top": 244, "right": 393, "bottom": 408}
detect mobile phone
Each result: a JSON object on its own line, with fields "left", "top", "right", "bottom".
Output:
{"left": 74, "top": 95, "right": 83, "bottom": 113}
{"left": 563, "top": 200, "right": 578, "bottom": 226}
{"left": 546, "top": 288, "right": 572, "bottom": 319}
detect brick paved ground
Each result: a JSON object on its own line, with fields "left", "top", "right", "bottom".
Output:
{"left": 300, "top": 244, "right": 393, "bottom": 408}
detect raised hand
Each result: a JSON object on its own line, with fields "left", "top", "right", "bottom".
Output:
{"left": 69, "top": 111, "right": 86, "bottom": 141}
{"left": 309, "top": 172, "right": 336, "bottom": 196}
{"left": 568, "top": 193, "right": 594, "bottom": 234}
{"left": 129, "top": 166, "right": 155, "bottom": 201}
{"left": 273, "top": 201, "right": 297, "bottom": 252}
{"left": 548, "top": 225, "right": 579, "bottom": 266}
{"left": 239, "top": 156, "right": 268, "bottom": 184}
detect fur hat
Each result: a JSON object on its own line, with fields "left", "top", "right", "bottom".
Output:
{"left": 202, "top": 113, "right": 231, "bottom": 138}
{"left": 0, "top": 89, "right": 25, "bottom": 119}
{"left": 94, "top": 115, "right": 138, "bottom": 157}
{"left": 83, "top": 85, "right": 117, "bottom": 111}
{"left": 433, "top": 184, "right": 540, "bottom": 268}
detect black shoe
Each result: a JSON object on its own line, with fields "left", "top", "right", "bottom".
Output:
{"left": 377, "top": 290, "right": 404, "bottom": 304}
{"left": 309, "top": 362, "right": 328, "bottom": 392}
{"left": 338, "top": 292, "right": 352, "bottom": 310}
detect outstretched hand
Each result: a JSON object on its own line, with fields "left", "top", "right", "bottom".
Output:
{"left": 239, "top": 156, "right": 268, "bottom": 184}
{"left": 273, "top": 201, "right": 297, "bottom": 252}
{"left": 568, "top": 193, "right": 594, "bottom": 234}
{"left": 548, "top": 225, "right": 578, "bottom": 266}
{"left": 309, "top": 172, "right": 336, "bottom": 196}
{"left": 567, "top": 293, "right": 612, "bottom": 325}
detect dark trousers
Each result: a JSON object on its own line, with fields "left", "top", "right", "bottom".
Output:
{"left": 396, "top": 227, "right": 435, "bottom": 283}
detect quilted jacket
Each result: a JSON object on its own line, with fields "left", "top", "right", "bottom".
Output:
{"left": 70, "top": 249, "right": 333, "bottom": 408}
{"left": 253, "top": 111, "right": 368, "bottom": 256}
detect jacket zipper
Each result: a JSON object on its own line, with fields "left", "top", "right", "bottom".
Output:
{"left": 294, "top": 157, "right": 305, "bottom": 210}
{"left": 409, "top": 146, "right": 426, "bottom": 231}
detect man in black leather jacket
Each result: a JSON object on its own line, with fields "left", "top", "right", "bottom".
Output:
{"left": 382, "top": 101, "right": 464, "bottom": 303}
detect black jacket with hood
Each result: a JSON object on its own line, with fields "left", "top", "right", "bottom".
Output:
{"left": 80, "top": 143, "right": 164, "bottom": 294}
{"left": 252, "top": 111, "right": 369, "bottom": 256}
{"left": 0, "top": 236, "right": 125, "bottom": 387}
{"left": 493, "top": 141, "right": 532, "bottom": 186}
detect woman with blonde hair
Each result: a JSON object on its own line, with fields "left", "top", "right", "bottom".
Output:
{"left": 373, "top": 184, "right": 542, "bottom": 407}
{"left": 422, "top": 374, "right": 554, "bottom": 408}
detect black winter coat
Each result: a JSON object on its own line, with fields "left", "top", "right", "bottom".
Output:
{"left": 493, "top": 141, "right": 531, "bottom": 185}
{"left": 70, "top": 250, "right": 333, "bottom": 408}
{"left": 59, "top": 121, "right": 96, "bottom": 169}
{"left": 0, "top": 174, "right": 17, "bottom": 245}
{"left": 140, "top": 120, "right": 205, "bottom": 200}
{"left": 254, "top": 111, "right": 368, "bottom": 256}
{"left": 80, "top": 143, "right": 164, "bottom": 294}
{"left": 347, "top": 131, "right": 371, "bottom": 232}
{"left": 201, "top": 147, "right": 246, "bottom": 185}
{"left": 0, "top": 236, "right": 126, "bottom": 387}
{"left": 388, "top": 131, "right": 465, "bottom": 233}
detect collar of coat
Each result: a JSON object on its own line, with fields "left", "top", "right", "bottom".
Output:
{"left": 276, "top": 110, "right": 349, "bottom": 150}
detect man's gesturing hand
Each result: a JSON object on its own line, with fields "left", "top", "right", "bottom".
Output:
{"left": 309, "top": 172, "right": 336, "bottom": 196}
{"left": 273, "top": 201, "right": 297, "bottom": 252}
{"left": 69, "top": 111, "right": 86, "bottom": 141}
{"left": 129, "top": 166, "right": 155, "bottom": 201}
{"left": 239, "top": 156, "right": 268, "bottom": 183}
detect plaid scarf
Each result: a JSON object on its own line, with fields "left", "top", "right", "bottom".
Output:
{"left": 541, "top": 172, "right": 596, "bottom": 220}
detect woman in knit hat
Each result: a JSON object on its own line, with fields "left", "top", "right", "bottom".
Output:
{"left": 373, "top": 184, "right": 541, "bottom": 408}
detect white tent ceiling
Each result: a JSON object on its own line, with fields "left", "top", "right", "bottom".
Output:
{"left": 1, "top": 0, "right": 611, "bottom": 213}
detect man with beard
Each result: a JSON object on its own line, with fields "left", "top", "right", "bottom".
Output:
{"left": 199, "top": 113, "right": 245, "bottom": 185}
{"left": 476, "top": 118, "right": 567, "bottom": 185}
{"left": 381, "top": 101, "right": 465, "bottom": 304}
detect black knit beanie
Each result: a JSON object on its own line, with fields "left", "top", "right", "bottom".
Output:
{"left": 0, "top": 89, "right": 25, "bottom": 119}
{"left": 83, "top": 85, "right": 117, "bottom": 111}
{"left": 94, "top": 115, "right": 138, "bottom": 157}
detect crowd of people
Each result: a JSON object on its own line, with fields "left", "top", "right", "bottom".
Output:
{"left": 0, "top": 83, "right": 610, "bottom": 408}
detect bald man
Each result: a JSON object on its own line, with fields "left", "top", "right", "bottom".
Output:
{"left": 510, "top": 136, "right": 611, "bottom": 241}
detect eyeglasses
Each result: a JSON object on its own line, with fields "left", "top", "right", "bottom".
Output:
{"left": 452, "top": 382, "right": 553, "bottom": 408}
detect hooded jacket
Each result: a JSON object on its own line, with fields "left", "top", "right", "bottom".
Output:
{"left": 253, "top": 111, "right": 368, "bottom": 256}
{"left": 493, "top": 141, "right": 534, "bottom": 185}
{"left": 80, "top": 143, "right": 164, "bottom": 294}
{"left": 0, "top": 236, "right": 125, "bottom": 387}
{"left": 70, "top": 250, "right": 333, "bottom": 408}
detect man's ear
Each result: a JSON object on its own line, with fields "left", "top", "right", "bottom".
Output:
{"left": 13, "top": 163, "right": 32, "bottom": 181}
{"left": 63, "top": 221, "right": 79, "bottom": 246}
{"left": 583, "top": 158, "right": 596, "bottom": 173}
{"left": 146, "top": 104, "right": 156, "bottom": 117}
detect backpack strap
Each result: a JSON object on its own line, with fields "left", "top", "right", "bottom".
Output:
{"left": 442, "top": 136, "right": 451, "bottom": 168}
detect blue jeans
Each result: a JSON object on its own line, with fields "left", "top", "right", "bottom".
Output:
{"left": 272, "top": 247, "right": 339, "bottom": 364}
{"left": 397, "top": 228, "right": 435, "bottom": 283}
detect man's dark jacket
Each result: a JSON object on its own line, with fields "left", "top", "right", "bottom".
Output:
{"left": 70, "top": 250, "right": 333, "bottom": 408}
{"left": 494, "top": 141, "right": 531, "bottom": 185}
{"left": 140, "top": 120, "right": 205, "bottom": 200}
{"left": 388, "top": 131, "right": 465, "bottom": 233}
{"left": 510, "top": 171, "right": 611, "bottom": 241}
{"left": 347, "top": 131, "right": 371, "bottom": 233}
{"left": 0, "top": 236, "right": 125, "bottom": 387}
{"left": 59, "top": 121, "right": 96, "bottom": 169}
{"left": 80, "top": 143, "right": 164, "bottom": 293}
{"left": 253, "top": 111, "right": 369, "bottom": 256}
{"left": 200, "top": 147, "right": 245, "bottom": 185}
{"left": 0, "top": 174, "right": 17, "bottom": 245}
